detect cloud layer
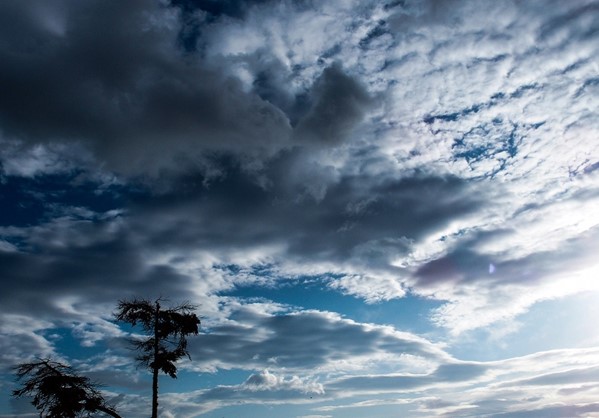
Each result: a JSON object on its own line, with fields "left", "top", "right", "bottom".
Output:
{"left": 1, "top": 0, "right": 599, "bottom": 416}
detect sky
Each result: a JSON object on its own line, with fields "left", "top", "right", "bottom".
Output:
{"left": 1, "top": 0, "right": 599, "bottom": 416}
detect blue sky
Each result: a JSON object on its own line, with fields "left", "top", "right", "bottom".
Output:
{"left": 1, "top": 0, "right": 599, "bottom": 416}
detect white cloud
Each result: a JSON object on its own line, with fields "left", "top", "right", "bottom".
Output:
{"left": 150, "top": 346, "right": 599, "bottom": 417}
{"left": 0, "top": 315, "right": 56, "bottom": 369}
{"left": 186, "top": 305, "right": 450, "bottom": 374}
{"left": 243, "top": 369, "right": 324, "bottom": 394}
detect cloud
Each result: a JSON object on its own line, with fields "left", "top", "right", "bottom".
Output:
{"left": 294, "top": 63, "right": 375, "bottom": 145}
{"left": 0, "top": 315, "right": 56, "bottom": 370}
{"left": 1, "top": 1, "right": 599, "bottom": 415}
{"left": 311, "top": 347, "right": 599, "bottom": 417}
{"left": 0, "top": 0, "right": 294, "bottom": 178}
{"left": 329, "top": 361, "right": 487, "bottom": 393}
{"left": 153, "top": 369, "right": 326, "bottom": 417}
{"left": 0, "top": 0, "right": 383, "bottom": 182}
{"left": 149, "top": 346, "right": 599, "bottom": 417}
{"left": 499, "top": 366, "right": 599, "bottom": 388}
{"left": 188, "top": 305, "right": 448, "bottom": 372}
{"left": 215, "top": 369, "right": 323, "bottom": 396}
{"left": 0, "top": 142, "right": 78, "bottom": 178}
{"left": 491, "top": 403, "right": 599, "bottom": 418}
{"left": 1, "top": 0, "right": 597, "bottom": 340}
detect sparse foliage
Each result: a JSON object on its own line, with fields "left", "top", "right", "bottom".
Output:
{"left": 13, "top": 298, "right": 200, "bottom": 418}
{"left": 114, "top": 298, "right": 200, "bottom": 418}
{"left": 12, "top": 358, "right": 121, "bottom": 418}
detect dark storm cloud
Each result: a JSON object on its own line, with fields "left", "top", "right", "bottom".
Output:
{"left": 128, "top": 166, "right": 485, "bottom": 266}
{"left": 295, "top": 63, "right": 375, "bottom": 145}
{"left": 248, "top": 55, "right": 301, "bottom": 122}
{"left": 0, "top": 215, "right": 195, "bottom": 318}
{"left": 0, "top": 0, "right": 379, "bottom": 181}
{"left": 0, "top": 0, "right": 293, "bottom": 177}
{"left": 246, "top": 57, "right": 374, "bottom": 134}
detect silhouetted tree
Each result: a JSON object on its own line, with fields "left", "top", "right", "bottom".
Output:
{"left": 12, "top": 358, "right": 122, "bottom": 418}
{"left": 115, "top": 298, "right": 200, "bottom": 418}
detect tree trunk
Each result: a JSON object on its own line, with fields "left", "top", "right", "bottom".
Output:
{"left": 151, "top": 365, "right": 159, "bottom": 418}
{"left": 151, "top": 301, "right": 160, "bottom": 418}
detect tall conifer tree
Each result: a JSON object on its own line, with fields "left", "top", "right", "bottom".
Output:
{"left": 115, "top": 298, "right": 200, "bottom": 418}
